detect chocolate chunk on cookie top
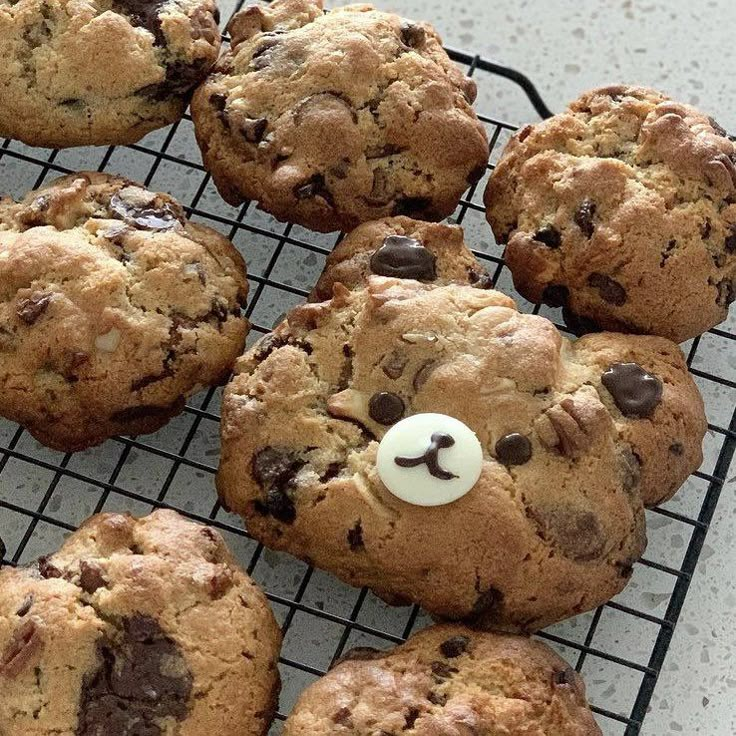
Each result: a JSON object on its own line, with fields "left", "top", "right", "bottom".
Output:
{"left": 0, "top": 0, "right": 221, "bottom": 147}
{"left": 284, "top": 625, "right": 602, "bottom": 736}
{"left": 485, "top": 85, "right": 736, "bottom": 343}
{"left": 0, "top": 172, "right": 249, "bottom": 452}
{"left": 0, "top": 510, "right": 282, "bottom": 736}
{"left": 217, "top": 278, "right": 706, "bottom": 630}
{"left": 191, "top": 0, "right": 488, "bottom": 232}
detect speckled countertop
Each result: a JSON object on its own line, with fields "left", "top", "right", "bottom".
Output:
{"left": 373, "top": 1, "right": 736, "bottom": 733}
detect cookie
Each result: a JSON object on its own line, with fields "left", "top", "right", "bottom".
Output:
{"left": 191, "top": 0, "right": 488, "bottom": 232}
{"left": 0, "top": 510, "right": 282, "bottom": 736}
{"left": 217, "top": 278, "right": 706, "bottom": 630}
{"left": 284, "top": 624, "right": 601, "bottom": 736}
{"left": 0, "top": 0, "right": 220, "bottom": 148}
{"left": 0, "top": 171, "right": 248, "bottom": 451}
{"left": 484, "top": 85, "right": 736, "bottom": 343}
{"left": 310, "top": 217, "right": 492, "bottom": 301}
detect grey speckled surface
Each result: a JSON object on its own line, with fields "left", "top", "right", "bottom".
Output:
{"left": 0, "top": 1, "right": 734, "bottom": 735}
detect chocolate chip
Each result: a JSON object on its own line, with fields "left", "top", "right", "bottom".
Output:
{"left": 601, "top": 362, "right": 663, "bottom": 418}
{"left": 347, "top": 521, "right": 364, "bottom": 550}
{"left": 588, "top": 272, "right": 627, "bottom": 305}
{"left": 392, "top": 197, "right": 434, "bottom": 218}
{"left": 619, "top": 446, "right": 641, "bottom": 492}
{"left": 38, "top": 556, "right": 63, "bottom": 579}
{"left": 382, "top": 351, "right": 408, "bottom": 379}
{"left": 16, "top": 595, "right": 33, "bottom": 617}
{"left": 76, "top": 615, "right": 192, "bottom": 736}
{"left": 251, "top": 447, "right": 304, "bottom": 524}
{"left": 209, "top": 568, "right": 233, "bottom": 599}
{"left": 725, "top": 226, "right": 736, "bottom": 253}
{"left": 562, "top": 306, "right": 601, "bottom": 336}
{"left": 469, "top": 268, "right": 494, "bottom": 289}
{"left": 241, "top": 117, "right": 268, "bottom": 143}
{"left": 367, "top": 168, "right": 395, "bottom": 205}
{"left": 0, "top": 620, "right": 42, "bottom": 677}
{"left": 439, "top": 635, "right": 470, "bottom": 658}
{"left": 553, "top": 667, "right": 577, "bottom": 686}
{"left": 495, "top": 433, "right": 532, "bottom": 466}
{"left": 428, "top": 691, "right": 448, "bottom": 706}
{"left": 404, "top": 708, "right": 420, "bottom": 729}
{"left": 533, "top": 224, "right": 562, "bottom": 248}
{"left": 368, "top": 392, "right": 405, "bottom": 425}
{"left": 17, "top": 292, "right": 52, "bottom": 325}
{"left": 113, "top": 0, "right": 166, "bottom": 45}
{"left": 528, "top": 505, "right": 605, "bottom": 562}
{"left": 294, "top": 174, "right": 332, "bottom": 204}
{"left": 369, "top": 235, "right": 437, "bottom": 280}
{"left": 109, "top": 193, "right": 180, "bottom": 231}
{"left": 716, "top": 278, "right": 736, "bottom": 307}
{"left": 541, "top": 284, "right": 569, "bottom": 308}
{"left": 79, "top": 561, "right": 107, "bottom": 594}
{"left": 669, "top": 442, "right": 684, "bottom": 456}
{"left": 467, "top": 586, "right": 504, "bottom": 624}
{"left": 574, "top": 199, "right": 596, "bottom": 238}
{"left": 400, "top": 21, "right": 426, "bottom": 48}
{"left": 332, "top": 707, "right": 353, "bottom": 726}
{"left": 701, "top": 219, "right": 712, "bottom": 239}
{"left": 252, "top": 334, "right": 312, "bottom": 362}
{"left": 431, "top": 660, "right": 458, "bottom": 681}
{"left": 210, "top": 92, "right": 227, "bottom": 111}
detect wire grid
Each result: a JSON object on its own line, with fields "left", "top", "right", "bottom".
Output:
{"left": 0, "top": 8, "right": 735, "bottom": 735}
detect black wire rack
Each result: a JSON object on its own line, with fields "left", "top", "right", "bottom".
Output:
{"left": 0, "top": 4, "right": 734, "bottom": 734}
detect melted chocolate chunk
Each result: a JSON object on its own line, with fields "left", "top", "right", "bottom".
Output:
{"left": 0, "top": 620, "right": 42, "bottom": 677}
{"left": 369, "top": 235, "right": 436, "bottom": 280}
{"left": 533, "top": 224, "right": 561, "bottom": 248}
{"left": 17, "top": 292, "right": 53, "bottom": 325}
{"left": 588, "top": 272, "right": 627, "bottom": 305}
{"left": 528, "top": 505, "right": 605, "bottom": 562}
{"left": 495, "top": 433, "right": 532, "bottom": 466}
{"left": 113, "top": 0, "right": 166, "bottom": 45}
{"left": 109, "top": 194, "right": 180, "bottom": 231}
{"left": 574, "top": 199, "right": 596, "bottom": 238}
{"left": 368, "top": 392, "right": 405, "bottom": 425}
{"left": 251, "top": 447, "right": 304, "bottom": 524}
{"left": 79, "top": 560, "right": 107, "bottom": 594}
{"left": 347, "top": 521, "right": 364, "bottom": 550}
{"left": 439, "top": 635, "right": 470, "bottom": 658}
{"left": 395, "top": 432, "right": 458, "bottom": 481}
{"left": 400, "top": 21, "right": 425, "bottom": 48}
{"left": 541, "top": 284, "right": 569, "bottom": 308}
{"left": 76, "top": 615, "right": 193, "bottom": 736}
{"left": 601, "top": 362, "right": 663, "bottom": 418}
{"left": 140, "top": 58, "right": 208, "bottom": 100}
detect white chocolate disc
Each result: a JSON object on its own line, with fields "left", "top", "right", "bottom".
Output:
{"left": 376, "top": 413, "right": 483, "bottom": 506}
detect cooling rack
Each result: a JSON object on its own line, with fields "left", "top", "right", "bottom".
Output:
{"left": 0, "top": 3, "right": 734, "bottom": 734}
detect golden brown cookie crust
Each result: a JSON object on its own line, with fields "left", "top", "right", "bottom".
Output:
{"left": 0, "top": 510, "right": 282, "bottom": 736}
{"left": 485, "top": 85, "right": 736, "bottom": 343}
{"left": 284, "top": 624, "right": 601, "bottom": 736}
{"left": 191, "top": 0, "right": 488, "bottom": 232}
{"left": 0, "top": 0, "right": 221, "bottom": 148}
{"left": 217, "top": 278, "right": 706, "bottom": 631}
{"left": 0, "top": 172, "right": 249, "bottom": 451}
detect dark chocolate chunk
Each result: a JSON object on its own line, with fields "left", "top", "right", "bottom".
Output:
{"left": 553, "top": 667, "right": 577, "bottom": 686}
{"left": 716, "top": 278, "right": 735, "bottom": 308}
{"left": 725, "top": 225, "right": 736, "bottom": 253}
{"left": 251, "top": 447, "right": 304, "bottom": 524}
{"left": 700, "top": 218, "right": 712, "bottom": 239}
{"left": 439, "top": 635, "right": 470, "bottom": 658}
{"left": 533, "top": 224, "right": 562, "bottom": 248}
{"left": 494, "top": 433, "right": 532, "bottom": 466}
{"left": 404, "top": 707, "right": 420, "bottom": 729}
{"left": 109, "top": 193, "right": 180, "bottom": 231}
{"left": 209, "top": 568, "right": 233, "bottom": 599}
{"left": 431, "top": 660, "right": 458, "bottom": 681}
{"left": 395, "top": 432, "right": 458, "bottom": 481}
{"left": 574, "top": 199, "right": 596, "bottom": 238}
{"left": 368, "top": 392, "right": 405, "bottom": 425}
{"left": 16, "top": 595, "right": 33, "bottom": 617}
{"left": 347, "top": 521, "right": 364, "bottom": 550}
{"left": 332, "top": 707, "right": 353, "bottom": 726}
{"left": 619, "top": 446, "right": 641, "bottom": 492}
{"left": 17, "top": 292, "right": 52, "bottom": 325}
{"left": 382, "top": 351, "right": 408, "bottom": 379}
{"left": 210, "top": 92, "right": 227, "bottom": 111}
{"left": 76, "top": 615, "right": 192, "bottom": 736}
{"left": 38, "top": 556, "right": 63, "bottom": 579}
{"left": 369, "top": 235, "right": 436, "bottom": 280}
{"left": 294, "top": 173, "right": 332, "bottom": 204}
{"left": 113, "top": 0, "right": 166, "bottom": 45}
{"left": 468, "top": 268, "right": 494, "bottom": 289}
{"left": 588, "top": 272, "right": 627, "bottom": 305}
{"left": 241, "top": 117, "right": 268, "bottom": 143}
{"left": 428, "top": 691, "right": 448, "bottom": 706}
{"left": 541, "top": 284, "right": 569, "bottom": 308}
{"left": 79, "top": 560, "right": 107, "bottom": 594}
{"left": 252, "top": 334, "right": 312, "bottom": 362}
{"left": 601, "top": 362, "right": 663, "bottom": 418}
{"left": 0, "top": 620, "right": 42, "bottom": 677}
{"left": 413, "top": 360, "right": 438, "bottom": 392}
{"left": 528, "top": 505, "right": 605, "bottom": 562}
{"left": 400, "top": 21, "right": 425, "bottom": 48}
{"left": 669, "top": 442, "right": 684, "bottom": 456}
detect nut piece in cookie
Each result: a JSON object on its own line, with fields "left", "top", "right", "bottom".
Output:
{"left": 0, "top": 0, "right": 221, "bottom": 147}
{"left": 485, "top": 85, "right": 736, "bottom": 343}
{"left": 0, "top": 172, "right": 249, "bottom": 451}
{"left": 0, "top": 510, "right": 282, "bottom": 736}
{"left": 310, "top": 217, "right": 493, "bottom": 301}
{"left": 191, "top": 0, "right": 488, "bottom": 232}
{"left": 217, "top": 278, "right": 706, "bottom": 630}
{"left": 283, "top": 624, "right": 601, "bottom": 736}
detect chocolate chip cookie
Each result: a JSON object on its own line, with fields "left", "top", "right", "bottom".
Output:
{"left": 0, "top": 510, "right": 282, "bottom": 736}
{"left": 310, "top": 217, "right": 492, "bottom": 301}
{"left": 0, "top": 172, "right": 248, "bottom": 451}
{"left": 191, "top": 0, "right": 488, "bottom": 232}
{"left": 217, "top": 278, "right": 706, "bottom": 631}
{"left": 485, "top": 85, "right": 736, "bottom": 343}
{"left": 0, "top": 0, "right": 220, "bottom": 148}
{"left": 284, "top": 624, "right": 601, "bottom": 736}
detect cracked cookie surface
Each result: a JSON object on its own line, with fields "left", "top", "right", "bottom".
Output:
{"left": 485, "top": 85, "right": 736, "bottom": 343}
{"left": 310, "top": 216, "right": 492, "bottom": 301}
{"left": 0, "top": 0, "right": 220, "bottom": 147}
{"left": 284, "top": 624, "right": 601, "bottom": 736}
{"left": 191, "top": 0, "right": 488, "bottom": 232}
{"left": 0, "top": 171, "right": 248, "bottom": 451}
{"left": 217, "top": 277, "right": 706, "bottom": 631}
{"left": 0, "top": 510, "right": 282, "bottom": 736}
